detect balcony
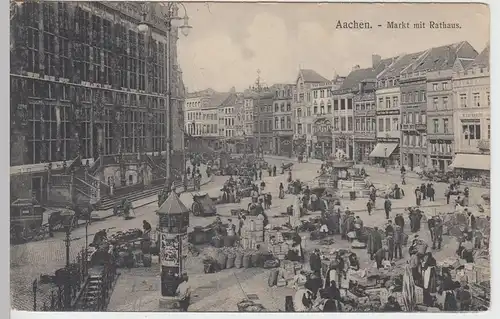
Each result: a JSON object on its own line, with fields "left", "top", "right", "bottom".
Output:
{"left": 401, "top": 124, "right": 414, "bottom": 131}
{"left": 415, "top": 123, "right": 426, "bottom": 131}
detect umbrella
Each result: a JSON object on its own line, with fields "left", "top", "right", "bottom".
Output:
{"left": 402, "top": 264, "right": 416, "bottom": 311}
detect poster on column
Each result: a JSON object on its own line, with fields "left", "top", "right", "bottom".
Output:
{"left": 160, "top": 233, "right": 180, "bottom": 267}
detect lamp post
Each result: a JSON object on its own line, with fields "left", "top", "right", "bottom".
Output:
{"left": 138, "top": 2, "right": 192, "bottom": 186}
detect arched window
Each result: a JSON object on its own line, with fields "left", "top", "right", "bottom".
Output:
{"left": 297, "top": 108, "right": 302, "bottom": 118}
{"left": 274, "top": 103, "right": 279, "bottom": 113}
{"left": 320, "top": 101, "right": 325, "bottom": 114}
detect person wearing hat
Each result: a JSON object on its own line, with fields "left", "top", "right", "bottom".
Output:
{"left": 176, "top": 272, "right": 191, "bottom": 311}
{"left": 384, "top": 195, "right": 392, "bottom": 219}
{"left": 393, "top": 225, "right": 403, "bottom": 259}
{"left": 431, "top": 216, "right": 443, "bottom": 250}
{"left": 373, "top": 246, "right": 387, "bottom": 269}
{"left": 381, "top": 295, "right": 402, "bottom": 311}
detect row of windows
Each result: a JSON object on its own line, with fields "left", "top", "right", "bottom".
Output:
{"left": 378, "top": 96, "right": 400, "bottom": 109}
{"left": 432, "top": 82, "right": 450, "bottom": 91}
{"left": 378, "top": 118, "right": 399, "bottom": 132}
{"left": 187, "top": 112, "right": 216, "bottom": 121}
{"left": 274, "top": 102, "right": 292, "bottom": 112}
{"left": 355, "top": 118, "right": 377, "bottom": 132}
{"left": 255, "top": 120, "right": 274, "bottom": 133}
{"left": 401, "top": 91, "right": 426, "bottom": 104}
{"left": 431, "top": 97, "right": 450, "bottom": 110}
{"left": 402, "top": 134, "right": 427, "bottom": 147}
{"left": 355, "top": 102, "right": 376, "bottom": 111}
{"left": 458, "top": 92, "right": 490, "bottom": 108}
{"left": 23, "top": 80, "right": 167, "bottom": 109}
{"left": 187, "top": 124, "right": 217, "bottom": 135}
{"left": 22, "top": 103, "right": 166, "bottom": 164}
{"left": 274, "top": 116, "right": 292, "bottom": 130}
{"left": 274, "top": 89, "right": 293, "bottom": 99}
{"left": 313, "top": 89, "right": 331, "bottom": 99}
{"left": 403, "top": 113, "right": 426, "bottom": 125}
{"left": 432, "top": 118, "right": 450, "bottom": 134}
{"left": 22, "top": 4, "right": 167, "bottom": 92}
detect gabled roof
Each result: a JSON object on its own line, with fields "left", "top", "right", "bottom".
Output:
{"left": 336, "top": 67, "right": 377, "bottom": 92}
{"left": 379, "top": 51, "right": 426, "bottom": 79}
{"left": 157, "top": 191, "right": 189, "bottom": 215}
{"left": 408, "top": 41, "right": 478, "bottom": 73}
{"left": 465, "top": 44, "right": 489, "bottom": 70}
{"left": 299, "top": 69, "right": 329, "bottom": 83}
{"left": 208, "top": 92, "right": 231, "bottom": 108}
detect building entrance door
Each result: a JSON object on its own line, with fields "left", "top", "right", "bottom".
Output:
{"left": 31, "top": 177, "right": 43, "bottom": 202}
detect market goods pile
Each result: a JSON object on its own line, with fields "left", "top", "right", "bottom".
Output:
{"left": 201, "top": 246, "right": 276, "bottom": 273}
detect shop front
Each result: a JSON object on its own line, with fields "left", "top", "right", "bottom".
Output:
{"left": 293, "top": 137, "right": 307, "bottom": 156}
{"left": 450, "top": 153, "right": 490, "bottom": 175}
{"left": 369, "top": 139, "right": 400, "bottom": 166}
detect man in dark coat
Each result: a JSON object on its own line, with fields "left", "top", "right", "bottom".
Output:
{"left": 421, "top": 183, "right": 427, "bottom": 200}
{"left": 427, "top": 184, "right": 435, "bottom": 201}
{"left": 373, "top": 246, "right": 387, "bottom": 269}
{"left": 382, "top": 296, "right": 402, "bottom": 311}
{"left": 395, "top": 213, "right": 405, "bottom": 230}
{"left": 384, "top": 195, "right": 392, "bottom": 219}
{"left": 367, "top": 227, "right": 383, "bottom": 259}
{"left": 367, "top": 199, "right": 373, "bottom": 216}
{"left": 309, "top": 249, "right": 322, "bottom": 276}
{"left": 272, "top": 165, "right": 277, "bottom": 176}
{"left": 393, "top": 225, "right": 403, "bottom": 259}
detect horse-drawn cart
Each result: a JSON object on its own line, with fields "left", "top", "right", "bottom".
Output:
{"left": 10, "top": 198, "right": 47, "bottom": 243}
{"left": 191, "top": 193, "right": 217, "bottom": 217}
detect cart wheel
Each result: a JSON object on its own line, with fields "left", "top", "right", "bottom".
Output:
{"left": 192, "top": 202, "right": 201, "bottom": 216}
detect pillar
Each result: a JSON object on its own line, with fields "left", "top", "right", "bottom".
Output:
{"left": 332, "top": 136, "right": 336, "bottom": 157}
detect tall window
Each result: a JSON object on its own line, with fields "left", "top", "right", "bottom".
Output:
{"left": 274, "top": 117, "right": 279, "bottom": 129}
{"left": 433, "top": 83, "right": 438, "bottom": 91}
{"left": 385, "top": 97, "right": 391, "bottom": 109}
{"left": 280, "top": 117, "right": 285, "bottom": 130}
{"left": 287, "top": 116, "right": 291, "bottom": 129}
{"left": 334, "top": 100, "right": 339, "bottom": 111}
{"left": 347, "top": 99, "right": 353, "bottom": 110}
{"left": 129, "top": 31, "right": 138, "bottom": 89}
{"left": 355, "top": 119, "right": 361, "bottom": 131}
{"left": 473, "top": 92, "right": 480, "bottom": 107}
{"left": 443, "top": 118, "right": 449, "bottom": 134}
{"left": 347, "top": 117, "right": 353, "bottom": 131}
{"left": 392, "top": 118, "right": 399, "bottom": 131}
{"left": 378, "top": 118, "right": 384, "bottom": 132}
{"left": 459, "top": 94, "right": 467, "bottom": 108}
{"left": 340, "top": 117, "right": 346, "bottom": 131}
{"left": 91, "top": 14, "right": 102, "bottom": 83}
{"left": 393, "top": 96, "right": 399, "bottom": 108}
{"left": 25, "top": 2, "right": 40, "bottom": 74}
{"left": 340, "top": 99, "right": 346, "bottom": 110}
{"left": 433, "top": 119, "right": 439, "bottom": 133}
{"left": 442, "top": 82, "right": 448, "bottom": 90}
{"left": 385, "top": 118, "right": 390, "bottom": 132}
{"left": 138, "top": 33, "right": 146, "bottom": 91}
{"left": 43, "top": 3, "right": 56, "bottom": 77}
{"left": 442, "top": 97, "right": 449, "bottom": 109}
{"left": 433, "top": 98, "right": 439, "bottom": 109}
{"left": 487, "top": 92, "right": 490, "bottom": 106}
{"left": 463, "top": 124, "right": 481, "bottom": 140}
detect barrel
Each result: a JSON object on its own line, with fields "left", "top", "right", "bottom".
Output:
{"left": 242, "top": 254, "right": 251, "bottom": 268}
{"left": 235, "top": 253, "right": 244, "bottom": 268}
{"left": 217, "top": 252, "right": 228, "bottom": 270}
{"left": 226, "top": 254, "right": 236, "bottom": 269}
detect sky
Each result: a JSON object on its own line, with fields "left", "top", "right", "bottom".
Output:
{"left": 176, "top": 2, "right": 490, "bottom": 92}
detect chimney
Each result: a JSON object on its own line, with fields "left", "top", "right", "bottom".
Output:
{"left": 372, "top": 54, "right": 382, "bottom": 68}
{"left": 352, "top": 65, "right": 360, "bottom": 71}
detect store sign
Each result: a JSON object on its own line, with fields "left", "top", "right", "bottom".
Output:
{"left": 460, "top": 112, "right": 485, "bottom": 119}
{"left": 160, "top": 233, "right": 180, "bottom": 267}
{"left": 376, "top": 110, "right": 400, "bottom": 116}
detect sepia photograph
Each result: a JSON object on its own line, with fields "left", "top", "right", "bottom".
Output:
{"left": 9, "top": 0, "right": 490, "bottom": 313}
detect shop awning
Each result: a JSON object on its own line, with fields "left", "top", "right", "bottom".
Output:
{"left": 369, "top": 143, "right": 398, "bottom": 158}
{"left": 449, "top": 153, "right": 490, "bottom": 171}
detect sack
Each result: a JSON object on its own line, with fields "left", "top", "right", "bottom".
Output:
{"left": 235, "top": 253, "right": 244, "bottom": 268}
{"left": 243, "top": 254, "right": 251, "bottom": 268}
{"left": 268, "top": 269, "right": 279, "bottom": 287}
{"left": 217, "top": 253, "right": 228, "bottom": 270}
{"left": 226, "top": 255, "right": 236, "bottom": 269}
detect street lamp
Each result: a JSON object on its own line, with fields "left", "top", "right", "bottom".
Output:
{"left": 138, "top": 2, "right": 192, "bottom": 186}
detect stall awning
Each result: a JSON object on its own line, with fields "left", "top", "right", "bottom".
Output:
{"left": 369, "top": 143, "right": 398, "bottom": 158}
{"left": 450, "top": 154, "right": 490, "bottom": 171}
